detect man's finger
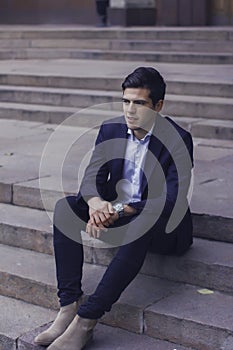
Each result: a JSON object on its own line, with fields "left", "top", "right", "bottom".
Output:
{"left": 107, "top": 218, "right": 115, "bottom": 225}
{"left": 86, "top": 222, "right": 92, "bottom": 237}
{"left": 92, "top": 213, "right": 108, "bottom": 231}
{"left": 92, "top": 225, "right": 101, "bottom": 239}
{"left": 96, "top": 212, "right": 107, "bottom": 225}
{"left": 107, "top": 202, "right": 114, "bottom": 214}
{"left": 86, "top": 221, "right": 107, "bottom": 238}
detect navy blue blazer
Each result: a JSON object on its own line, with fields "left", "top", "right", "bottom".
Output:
{"left": 77, "top": 114, "right": 194, "bottom": 255}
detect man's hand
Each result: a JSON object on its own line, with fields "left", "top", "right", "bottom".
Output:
{"left": 86, "top": 198, "right": 137, "bottom": 239}
{"left": 86, "top": 197, "right": 118, "bottom": 238}
{"left": 88, "top": 196, "right": 114, "bottom": 226}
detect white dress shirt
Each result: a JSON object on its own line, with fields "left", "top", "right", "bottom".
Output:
{"left": 117, "top": 125, "right": 154, "bottom": 204}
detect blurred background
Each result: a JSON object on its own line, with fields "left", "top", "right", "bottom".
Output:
{"left": 0, "top": 0, "right": 232, "bottom": 26}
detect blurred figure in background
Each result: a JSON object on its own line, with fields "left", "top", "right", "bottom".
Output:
{"left": 96, "top": 0, "right": 109, "bottom": 26}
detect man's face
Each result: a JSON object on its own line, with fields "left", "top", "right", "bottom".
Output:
{"left": 122, "top": 88, "right": 162, "bottom": 133}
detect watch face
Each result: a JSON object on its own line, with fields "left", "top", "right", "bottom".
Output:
{"left": 116, "top": 204, "right": 122, "bottom": 211}
{"left": 114, "top": 203, "right": 124, "bottom": 212}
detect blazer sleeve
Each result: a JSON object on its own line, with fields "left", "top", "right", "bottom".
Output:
{"left": 78, "top": 125, "right": 109, "bottom": 202}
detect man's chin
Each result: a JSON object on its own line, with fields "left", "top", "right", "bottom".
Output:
{"left": 130, "top": 127, "right": 139, "bottom": 130}
{"left": 126, "top": 124, "right": 140, "bottom": 130}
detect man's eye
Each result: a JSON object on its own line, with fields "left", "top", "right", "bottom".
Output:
{"left": 122, "top": 99, "right": 129, "bottom": 104}
{"left": 134, "top": 101, "right": 146, "bottom": 105}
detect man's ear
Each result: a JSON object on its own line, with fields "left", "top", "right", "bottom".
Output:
{"left": 155, "top": 99, "right": 164, "bottom": 112}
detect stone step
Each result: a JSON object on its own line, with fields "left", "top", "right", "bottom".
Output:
{"left": 0, "top": 203, "right": 54, "bottom": 255}
{"left": 173, "top": 117, "right": 233, "bottom": 141}
{"left": 0, "top": 295, "right": 195, "bottom": 350}
{"left": 19, "top": 321, "right": 195, "bottom": 350}
{"left": 0, "top": 100, "right": 120, "bottom": 127}
{"left": 109, "top": 39, "right": 233, "bottom": 53}
{"left": 0, "top": 101, "right": 121, "bottom": 125}
{"left": 0, "top": 101, "right": 76, "bottom": 124}
{"left": 0, "top": 243, "right": 232, "bottom": 350}
{"left": 0, "top": 295, "right": 57, "bottom": 350}
{"left": 0, "top": 85, "right": 232, "bottom": 121}
{"left": 0, "top": 85, "right": 120, "bottom": 107}
{"left": 0, "top": 48, "right": 232, "bottom": 64}
{"left": 1, "top": 38, "right": 233, "bottom": 53}
{"left": 6, "top": 163, "right": 233, "bottom": 219}
{"left": 1, "top": 73, "right": 232, "bottom": 98}
{"left": 0, "top": 203, "right": 232, "bottom": 261}
{"left": 132, "top": 237, "right": 233, "bottom": 294}
{"left": 165, "top": 94, "right": 233, "bottom": 120}
{"left": 0, "top": 118, "right": 232, "bottom": 217}
{"left": 144, "top": 285, "right": 233, "bottom": 350}
{"left": 0, "top": 206, "right": 233, "bottom": 293}
{"left": 0, "top": 26, "right": 232, "bottom": 41}
{"left": 0, "top": 102, "right": 232, "bottom": 139}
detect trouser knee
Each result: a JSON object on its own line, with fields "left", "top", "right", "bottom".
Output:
{"left": 53, "top": 196, "right": 86, "bottom": 244}
{"left": 54, "top": 196, "right": 78, "bottom": 218}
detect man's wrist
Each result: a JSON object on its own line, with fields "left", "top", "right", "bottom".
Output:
{"left": 123, "top": 204, "right": 137, "bottom": 216}
{"left": 112, "top": 203, "right": 137, "bottom": 217}
{"left": 112, "top": 202, "right": 125, "bottom": 218}
{"left": 87, "top": 196, "right": 101, "bottom": 206}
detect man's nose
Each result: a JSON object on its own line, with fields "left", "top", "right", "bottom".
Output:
{"left": 128, "top": 101, "right": 136, "bottom": 113}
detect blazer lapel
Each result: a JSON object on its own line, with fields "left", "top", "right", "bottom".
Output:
{"left": 110, "top": 121, "right": 128, "bottom": 180}
{"left": 142, "top": 114, "right": 166, "bottom": 193}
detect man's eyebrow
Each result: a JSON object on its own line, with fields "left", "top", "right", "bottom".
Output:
{"left": 122, "top": 98, "right": 147, "bottom": 103}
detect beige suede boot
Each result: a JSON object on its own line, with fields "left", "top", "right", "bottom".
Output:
{"left": 47, "top": 315, "right": 97, "bottom": 350}
{"left": 34, "top": 298, "right": 84, "bottom": 346}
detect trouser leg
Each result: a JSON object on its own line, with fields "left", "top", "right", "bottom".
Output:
{"left": 53, "top": 196, "right": 88, "bottom": 307}
{"left": 77, "top": 227, "right": 153, "bottom": 319}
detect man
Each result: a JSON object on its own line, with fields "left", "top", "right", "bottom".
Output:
{"left": 34, "top": 67, "right": 194, "bottom": 349}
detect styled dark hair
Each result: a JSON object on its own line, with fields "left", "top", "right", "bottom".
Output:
{"left": 122, "top": 67, "right": 166, "bottom": 106}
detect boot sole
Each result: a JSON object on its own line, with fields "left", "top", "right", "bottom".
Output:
{"left": 34, "top": 339, "right": 54, "bottom": 346}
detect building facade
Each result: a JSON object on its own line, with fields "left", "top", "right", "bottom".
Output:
{"left": 0, "top": 0, "right": 232, "bottom": 26}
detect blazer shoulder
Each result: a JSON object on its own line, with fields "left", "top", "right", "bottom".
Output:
{"left": 164, "top": 115, "right": 192, "bottom": 140}
{"left": 101, "top": 115, "right": 125, "bottom": 127}
{"left": 99, "top": 115, "right": 127, "bottom": 139}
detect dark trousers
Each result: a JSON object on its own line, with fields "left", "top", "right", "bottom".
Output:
{"left": 95, "top": 0, "right": 109, "bottom": 25}
{"left": 53, "top": 196, "right": 177, "bottom": 319}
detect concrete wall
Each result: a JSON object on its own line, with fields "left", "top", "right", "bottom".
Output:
{"left": 156, "top": 0, "right": 208, "bottom": 26}
{"left": 0, "top": 0, "right": 232, "bottom": 25}
{"left": 0, "top": 0, "right": 97, "bottom": 24}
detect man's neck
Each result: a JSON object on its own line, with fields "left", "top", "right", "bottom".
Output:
{"left": 132, "top": 122, "right": 155, "bottom": 140}
{"left": 133, "top": 128, "right": 147, "bottom": 140}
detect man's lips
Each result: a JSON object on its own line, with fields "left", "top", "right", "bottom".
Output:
{"left": 126, "top": 117, "right": 138, "bottom": 123}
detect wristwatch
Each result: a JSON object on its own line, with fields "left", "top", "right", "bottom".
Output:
{"left": 113, "top": 202, "right": 125, "bottom": 218}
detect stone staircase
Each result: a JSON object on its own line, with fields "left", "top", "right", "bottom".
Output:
{"left": 0, "top": 26, "right": 233, "bottom": 350}
{"left": 0, "top": 67, "right": 232, "bottom": 140}
{"left": 0, "top": 26, "right": 233, "bottom": 63}
{"left": 0, "top": 26, "right": 232, "bottom": 140}
{"left": 1, "top": 198, "right": 233, "bottom": 350}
